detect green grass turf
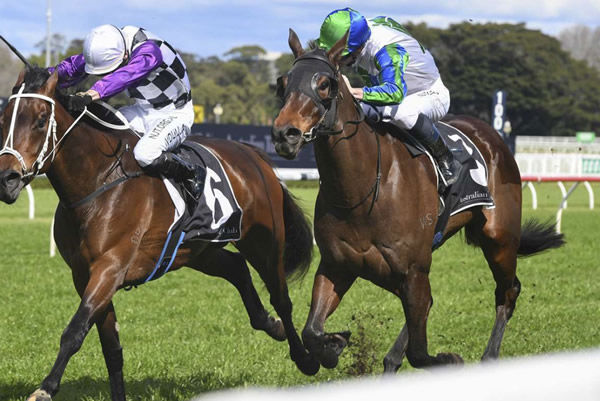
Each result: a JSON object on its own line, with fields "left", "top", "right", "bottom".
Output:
{"left": 0, "top": 180, "right": 598, "bottom": 400}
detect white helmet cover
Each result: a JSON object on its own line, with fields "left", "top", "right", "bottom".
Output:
{"left": 83, "top": 25, "right": 126, "bottom": 75}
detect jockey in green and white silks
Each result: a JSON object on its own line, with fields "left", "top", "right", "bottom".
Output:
{"left": 318, "top": 8, "right": 461, "bottom": 187}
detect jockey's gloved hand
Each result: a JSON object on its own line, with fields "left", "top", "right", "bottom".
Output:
{"left": 67, "top": 93, "right": 93, "bottom": 112}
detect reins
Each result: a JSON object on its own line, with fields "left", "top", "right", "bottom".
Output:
{"left": 68, "top": 142, "right": 142, "bottom": 209}
{"left": 315, "top": 100, "right": 381, "bottom": 214}
{"left": 2, "top": 83, "right": 142, "bottom": 209}
{"left": 289, "top": 51, "right": 381, "bottom": 213}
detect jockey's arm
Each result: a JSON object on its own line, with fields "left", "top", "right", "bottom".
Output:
{"left": 87, "top": 40, "right": 163, "bottom": 100}
{"left": 47, "top": 54, "right": 88, "bottom": 88}
{"left": 361, "top": 43, "right": 408, "bottom": 105}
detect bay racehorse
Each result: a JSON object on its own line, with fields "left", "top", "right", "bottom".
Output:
{"left": 0, "top": 64, "right": 319, "bottom": 401}
{"left": 271, "top": 30, "right": 565, "bottom": 374}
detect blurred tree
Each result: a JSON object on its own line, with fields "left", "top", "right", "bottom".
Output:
{"left": 405, "top": 22, "right": 600, "bottom": 136}
{"left": 224, "top": 45, "right": 271, "bottom": 83}
{"left": 558, "top": 25, "right": 600, "bottom": 71}
{"left": 184, "top": 50, "right": 278, "bottom": 124}
{"left": 224, "top": 45, "right": 266, "bottom": 61}
{"left": 64, "top": 39, "right": 84, "bottom": 58}
{"left": 274, "top": 53, "right": 294, "bottom": 76}
{"left": 28, "top": 33, "right": 67, "bottom": 66}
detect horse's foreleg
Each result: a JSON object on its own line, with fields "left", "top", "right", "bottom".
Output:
{"left": 302, "top": 263, "right": 356, "bottom": 370}
{"left": 259, "top": 259, "right": 320, "bottom": 376}
{"left": 383, "top": 323, "right": 408, "bottom": 373}
{"left": 189, "top": 249, "right": 285, "bottom": 341}
{"left": 97, "top": 302, "right": 126, "bottom": 401}
{"left": 28, "top": 267, "right": 123, "bottom": 401}
{"left": 401, "top": 268, "right": 463, "bottom": 369}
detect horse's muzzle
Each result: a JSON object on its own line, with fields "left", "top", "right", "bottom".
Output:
{"left": 0, "top": 169, "right": 25, "bottom": 204}
{"left": 271, "top": 125, "right": 303, "bottom": 160}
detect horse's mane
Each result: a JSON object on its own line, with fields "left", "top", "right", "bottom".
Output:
{"left": 20, "top": 65, "right": 50, "bottom": 92}
{"left": 17, "top": 65, "right": 71, "bottom": 110}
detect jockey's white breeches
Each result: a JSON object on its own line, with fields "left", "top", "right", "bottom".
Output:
{"left": 373, "top": 77, "right": 450, "bottom": 129}
{"left": 120, "top": 101, "right": 194, "bottom": 167}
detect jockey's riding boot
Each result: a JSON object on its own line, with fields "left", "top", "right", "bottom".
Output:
{"left": 410, "top": 113, "right": 462, "bottom": 189}
{"left": 145, "top": 152, "right": 204, "bottom": 199}
{"left": 430, "top": 136, "right": 462, "bottom": 187}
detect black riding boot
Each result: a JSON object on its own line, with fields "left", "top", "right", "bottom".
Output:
{"left": 410, "top": 113, "right": 462, "bottom": 188}
{"left": 145, "top": 152, "right": 204, "bottom": 199}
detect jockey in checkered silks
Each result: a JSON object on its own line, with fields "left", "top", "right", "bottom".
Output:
{"left": 318, "top": 8, "right": 462, "bottom": 186}
{"left": 48, "top": 24, "right": 202, "bottom": 196}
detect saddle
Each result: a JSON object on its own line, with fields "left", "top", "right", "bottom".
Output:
{"left": 83, "top": 104, "right": 242, "bottom": 283}
{"left": 369, "top": 118, "right": 495, "bottom": 250}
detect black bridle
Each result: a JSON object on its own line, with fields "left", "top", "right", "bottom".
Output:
{"left": 278, "top": 49, "right": 381, "bottom": 213}
{"left": 279, "top": 49, "right": 366, "bottom": 141}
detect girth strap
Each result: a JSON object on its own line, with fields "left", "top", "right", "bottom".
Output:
{"left": 67, "top": 172, "right": 143, "bottom": 209}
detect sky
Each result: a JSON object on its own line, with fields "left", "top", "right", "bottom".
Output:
{"left": 1, "top": 0, "right": 600, "bottom": 60}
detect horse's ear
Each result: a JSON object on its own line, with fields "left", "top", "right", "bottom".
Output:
{"left": 288, "top": 28, "right": 304, "bottom": 59}
{"left": 328, "top": 30, "right": 349, "bottom": 66}
{"left": 40, "top": 70, "right": 59, "bottom": 96}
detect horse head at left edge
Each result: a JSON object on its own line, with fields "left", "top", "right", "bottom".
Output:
{"left": 0, "top": 64, "right": 61, "bottom": 204}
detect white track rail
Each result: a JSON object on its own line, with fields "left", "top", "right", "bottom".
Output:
{"left": 194, "top": 349, "right": 600, "bottom": 401}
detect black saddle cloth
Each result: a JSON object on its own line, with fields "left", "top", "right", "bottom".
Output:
{"left": 172, "top": 141, "right": 243, "bottom": 243}
{"left": 140, "top": 140, "right": 243, "bottom": 285}
{"left": 373, "top": 120, "right": 494, "bottom": 250}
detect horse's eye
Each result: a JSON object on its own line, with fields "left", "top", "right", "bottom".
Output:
{"left": 319, "top": 80, "right": 330, "bottom": 91}
{"left": 37, "top": 115, "right": 47, "bottom": 129}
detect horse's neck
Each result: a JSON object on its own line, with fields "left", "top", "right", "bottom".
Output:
{"left": 314, "top": 99, "right": 378, "bottom": 201}
{"left": 46, "top": 108, "right": 131, "bottom": 206}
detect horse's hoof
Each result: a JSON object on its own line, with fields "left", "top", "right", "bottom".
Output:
{"left": 321, "top": 331, "right": 350, "bottom": 368}
{"left": 296, "top": 354, "right": 320, "bottom": 376}
{"left": 265, "top": 317, "right": 286, "bottom": 342}
{"left": 319, "top": 347, "right": 340, "bottom": 369}
{"left": 27, "top": 389, "right": 52, "bottom": 401}
{"left": 436, "top": 352, "right": 464, "bottom": 365}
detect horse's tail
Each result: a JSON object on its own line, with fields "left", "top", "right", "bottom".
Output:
{"left": 517, "top": 219, "right": 565, "bottom": 257}
{"left": 281, "top": 184, "right": 314, "bottom": 281}
{"left": 238, "top": 142, "right": 313, "bottom": 278}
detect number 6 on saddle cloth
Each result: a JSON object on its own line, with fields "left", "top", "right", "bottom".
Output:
{"left": 84, "top": 103, "right": 243, "bottom": 285}
{"left": 140, "top": 141, "right": 243, "bottom": 284}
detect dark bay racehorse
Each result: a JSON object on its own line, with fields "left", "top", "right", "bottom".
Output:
{"left": 272, "top": 30, "right": 565, "bottom": 373}
{"left": 0, "top": 65, "right": 318, "bottom": 401}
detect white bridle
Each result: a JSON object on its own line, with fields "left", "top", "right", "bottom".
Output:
{"left": 0, "top": 83, "right": 86, "bottom": 178}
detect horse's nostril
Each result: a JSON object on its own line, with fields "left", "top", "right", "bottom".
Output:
{"left": 272, "top": 125, "right": 302, "bottom": 143}
{"left": 0, "top": 169, "right": 24, "bottom": 204}
{"left": 0, "top": 170, "right": 20, "bottom": 184}
{"left": 285, "top": 127, "right": 302, "bottom": 138}
{"left": 5, "top": 171, "right": 20, "bottom": 181}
